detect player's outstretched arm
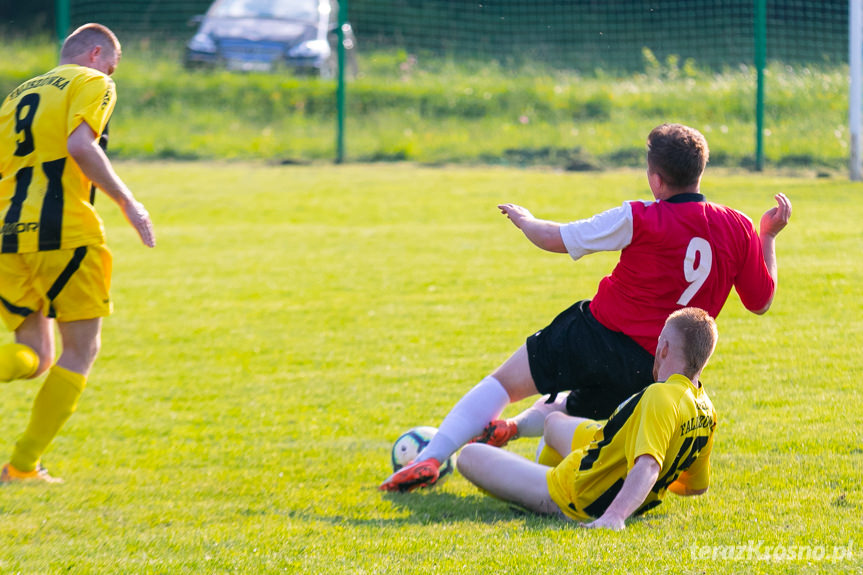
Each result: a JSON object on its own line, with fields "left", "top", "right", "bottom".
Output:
{"left": 752, "top": 193, "right": 791, "bottom": 314}
{"left": 498, "top": 203, "right": 566, "bottom": 253}
{"left": 580, "top": 455, "right": 660, "bottom": 531}
{"left": 68, "top": 122, "right": 156, "bottom": 247}
{"left": 760, "top": 193, "right": 792, "bottom": 239}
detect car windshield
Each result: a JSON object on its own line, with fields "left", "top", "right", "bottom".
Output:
{"left": 209, "top": 0, "right": 320, "bottom": 21}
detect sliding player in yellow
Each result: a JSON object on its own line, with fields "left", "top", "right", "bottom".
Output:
{"left": 457, "top": 307, "right": 717, "bottom": 530}
{"left": 0, "top": 23, "right": 155, "bottom": 483}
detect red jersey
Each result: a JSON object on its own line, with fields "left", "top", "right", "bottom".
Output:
{"left": 559, "top": 193, "right": 774, "bottom": 354}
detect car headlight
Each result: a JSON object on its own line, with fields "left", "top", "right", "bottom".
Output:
{"left": 288, "top": 39, "right": 330, "bottom": 59}
{"left": 188, "top": 33, "right": 217, "bottom": 54}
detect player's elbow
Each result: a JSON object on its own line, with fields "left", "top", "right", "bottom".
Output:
{"left": 748, "top": 292, "right": 775, "bottom": 315}
{"left": 66, "top": 136, "right": 88, "bottom": 161}
{"left": 750, "top": 294, "right": 773, "bottom": 314}
{"left": 531, "top": 228, "right": 567, "bottom": 253}
{"left": 67, "top": 123, "right": 99, "bottom": 162}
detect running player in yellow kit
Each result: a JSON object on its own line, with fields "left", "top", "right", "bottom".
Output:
{"left": 0, "top": 23, "right": 155, "bottom": 483}
{"left": 457, "top": 307, "right": 718, "bottom": 530}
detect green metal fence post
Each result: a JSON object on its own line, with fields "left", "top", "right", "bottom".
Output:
{"left": 754, "top": 0, "right": 766, "bottom": 171}
{"left": 56, "top": 0, "right": 70, "bottom": 51}
{"left": 335, "top": 0, "right": 347, "bottom": 164}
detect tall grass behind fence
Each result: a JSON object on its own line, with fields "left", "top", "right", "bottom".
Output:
{"left": 1, "top": 2, "right": 853, "bottom": 170}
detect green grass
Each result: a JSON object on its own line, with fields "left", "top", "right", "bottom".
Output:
{"left": 0, "top": 162, "right": 860, "bottom": 573}
{"left": 0, "top": 38, "right": 851, "bottom": 171}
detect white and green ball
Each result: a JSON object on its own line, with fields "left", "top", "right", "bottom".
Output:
{"left": 390, "top": 426, "right": 455, "bottom": 483}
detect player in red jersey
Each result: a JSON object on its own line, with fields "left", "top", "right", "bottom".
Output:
{"left": 380, "top": 123, "right": 791, "bottom": 492}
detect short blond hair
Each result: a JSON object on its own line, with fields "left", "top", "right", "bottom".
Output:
{"left": 61, "top": 23, "right": 121, "bottom": 59}
{"left": 665, "top": 307, "right": 718, "bottom": 377}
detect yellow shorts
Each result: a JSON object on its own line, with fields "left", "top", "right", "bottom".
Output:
{"left": 0, "top": 244, "right": 113, "bottom": 330}
{"left": 546, "top": 418, "right": 603, "bottom": 521}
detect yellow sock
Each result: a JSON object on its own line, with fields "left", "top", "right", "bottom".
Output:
{"left": 10, "top": 366, "right": 86, "bottom": 472}
{"left": 537, "top": 443, "right": 564, "bottom": 467}
{"left": 0, "top": 343, "right": 39, "bottom": 382}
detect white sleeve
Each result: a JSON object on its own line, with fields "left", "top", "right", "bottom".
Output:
{"left": 559, "top": 201, "right": 637, "bottom": 261}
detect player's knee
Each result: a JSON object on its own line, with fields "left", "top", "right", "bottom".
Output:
{"left": 542, "top": 411, "right": 570, "bottom": 448}
{"left": 60, "top": 336, "right": 101, "bottom": 374}
{"left": 532, "top": 393, "right": 568, "bottom": 415}
{"left": 30, "top": 345, "right": 55, "bottom": 378}
{"left": 75, "top": 337, "right": 100, "bottom": 364}
{"left": 456, "top": 444, "right": 482, "bottom": 477}
{"left": 31, "top": 359, "right": 52, "bottom": 378}
{"left": 91, "top": 334, "right": 102, "bottom": 359}
{"left": 543, "top": 411, "right": 568, "bottom": 432}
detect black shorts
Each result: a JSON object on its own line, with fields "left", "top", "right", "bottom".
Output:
{"left": 526, "top": 300, "right": 655, "bottom": 420}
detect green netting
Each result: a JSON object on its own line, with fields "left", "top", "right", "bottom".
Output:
{"left": 46, "top": 1, "right": 852, "bottom": 169}
{"left": 65, "top": 0, "right": 850, "bottom": 72}
{"left": 767, "top": 0, "right": 848, "bottom": 65}
{"left": 67, "top": 0, "right": 213, "bottom": 38}
{"left": 351, "top": 0, "right": 752, "bottom": 72}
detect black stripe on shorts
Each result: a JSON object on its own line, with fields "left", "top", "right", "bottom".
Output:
{"left": 0, "top": 294, "right": 34, "bottom": 318}
{"left": 46, "top": 246, "right": 87, "bottom": 318}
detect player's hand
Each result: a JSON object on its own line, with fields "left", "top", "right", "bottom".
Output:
{"left": 579, "top": 515, "right": 626, "bottom": 531}
{"left": 124, "top": 200, "right": 156, "bottom": 247}
{"left": 760, "top": 193, "right": 791, "bottom": 238}
{"left": 497, "top": 203, "right": 534, "bottom": 229}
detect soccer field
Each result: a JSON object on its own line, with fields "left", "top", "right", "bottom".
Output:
{"left": 0, "top": 161, "right": 860, "bottom": 573}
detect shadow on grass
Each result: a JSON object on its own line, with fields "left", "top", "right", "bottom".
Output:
{"left": 283, "top": 486, "right": 668, "bottom": 529}
{"left": 378, "top": 488, "right": 545, "bottom": 525}
{"left": 378, "top": 487, "right": 669, "bottom": 529}
{"left": 278, "top": 489, "right": 557, "bottom": 528}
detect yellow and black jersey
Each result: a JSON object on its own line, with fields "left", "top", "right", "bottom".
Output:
{"left": 547, "top": 373, "right": 717, "bottom": 520}
{"left": 0, "top": 64, "right": 116, "bottom": 253}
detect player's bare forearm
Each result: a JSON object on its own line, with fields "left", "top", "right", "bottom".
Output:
{"left": 68, "top": 123, "right": 133, "bottom": 204}
{"left": 498, "top": 203, "right": 566, "bottom": 253}
{"left": 580, "top": 455, "right": 660, "bottom": 531}
{"left": 759, "top": 194, "right": 791, "bottom": 279}
{"left": 761, "top": 233, "right": 778, "bottom": 285}
{"left": 751, "top": 194, "right": 790, "bottom": 313}
{"left": 68, "top": 123, "right": 156, "bottom": 247}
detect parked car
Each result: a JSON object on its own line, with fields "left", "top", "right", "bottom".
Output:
{"left": 184, "top": 0, "right": 357, "bottom": 77}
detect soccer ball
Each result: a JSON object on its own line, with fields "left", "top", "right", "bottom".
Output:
{"left": 390, "top": 426, "right": 455, "bottom": 484}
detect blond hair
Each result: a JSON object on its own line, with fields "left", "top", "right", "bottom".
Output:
{"left": 665, "top": 307, "right": 718, "bottom": 377}
{"left": 60, "top": 23, "right": 121, "bottom": 59}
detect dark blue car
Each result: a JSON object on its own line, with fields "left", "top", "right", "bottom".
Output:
{"left": 184, "top": 0, "right": 356, "bottom": 77}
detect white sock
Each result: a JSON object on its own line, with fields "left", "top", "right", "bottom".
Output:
{"left": 416, "top": 376, "right": 511, "bottom": 464}
{"left": 534, "top": 437, "right": 547, "bottom": 463}
{"left": 512, "top": 393, "right": 568, "bottom": 437}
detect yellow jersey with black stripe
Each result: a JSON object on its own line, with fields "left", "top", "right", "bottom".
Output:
{"left": 547, "top": 373, "right": 717, "bottom": 520}
{"left": 0, "top": 64, "right": 116, "bottom": 253}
